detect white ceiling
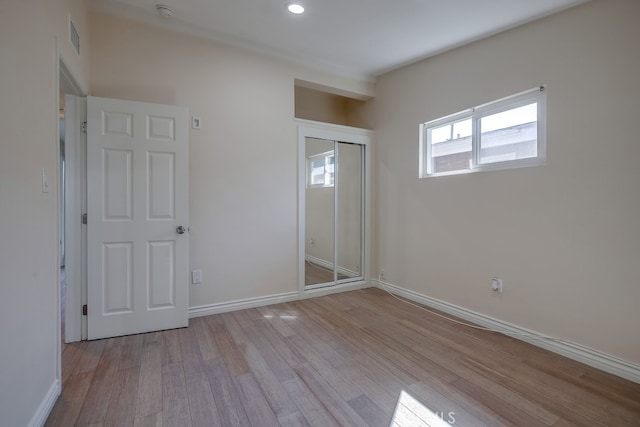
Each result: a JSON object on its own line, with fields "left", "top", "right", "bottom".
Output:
{"left": 90, "top": 0, "right": 588, "bottom": 81}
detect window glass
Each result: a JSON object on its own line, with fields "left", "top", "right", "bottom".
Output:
{"left": 420, "top": 87, "right": 546, "bottom": 177}
{"left": 479, "top": 103, "right": 537, "bottom": 165}
{"left": 429, "top": 119, "right": 472, "bottom": 174}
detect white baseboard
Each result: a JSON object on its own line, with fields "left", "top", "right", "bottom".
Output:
{"left": 189, "top": 291, "right": 299, "bottom": 318}
{"left": 188, "top": 280, "right": 372, "bottom": 318}
{"left": 29, "top": 379, "right": 60, "bottom": 427}
{"left": 372, "top": 279, "right": 640, "bottom": 384}
{"left": 301, "top": 280, "right": 370, "bottom": 298}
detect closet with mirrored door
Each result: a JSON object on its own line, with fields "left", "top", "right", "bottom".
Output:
{"left": 298, "top": 124, "right": 371, "bottom": 295}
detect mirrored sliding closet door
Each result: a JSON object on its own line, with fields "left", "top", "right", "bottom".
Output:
{"left": 298, "top": 124, "right": 370, "bottom": 293}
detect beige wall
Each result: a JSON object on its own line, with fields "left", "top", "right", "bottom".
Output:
{"left": 0, "top": 0, "right": 91, "bottom": 425}
{"left": 89, "top": 12, "right": 372, "bottom": 307}
{"left": 296, "top": 87, "right": 349, "bottom": 126}
{"left": 346, "top": 97, "right": 374, "bottom": 131}
{"left": 295, "top": 86, "right": 370, "bottom": 129}
{"left": 372, "top": 0, "right": 640, "bottom": 364}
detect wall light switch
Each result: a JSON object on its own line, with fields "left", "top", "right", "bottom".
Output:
{"left": 42, "top": 168, "right": 50, "bottom": 193}
{"left": 191, "top": 269, "right": 202, "bottom": 284}
{"left": 191, "top": 116, "right": 201, "bottom": 130}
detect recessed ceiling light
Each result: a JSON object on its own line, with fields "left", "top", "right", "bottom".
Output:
{"left": 286, "top": 3, "right": 305, "bottom": 15}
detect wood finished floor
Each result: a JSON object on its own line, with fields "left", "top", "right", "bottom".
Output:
{"left": 46, "top": 288, "right": 640, "bottom": 426}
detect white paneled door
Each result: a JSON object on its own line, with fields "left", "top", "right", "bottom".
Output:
{"left": 87, "top": 96, "right": 189, "bottom": 340}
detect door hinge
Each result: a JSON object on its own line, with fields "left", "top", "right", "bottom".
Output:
{"left": 81, "top": 121, "right": 87, "bottom": 134}
{"left": 82, "top": 213, "right": 87, "bottom": 224}
{"left": 82, "top": 304, "right": 87, "bottom": 316}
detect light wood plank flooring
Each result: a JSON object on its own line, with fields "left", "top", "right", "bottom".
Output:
{"left": 46, "top": 288, "right": 640, "bottom": 426}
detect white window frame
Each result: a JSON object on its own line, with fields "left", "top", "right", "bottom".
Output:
{"left": 307, "top": 150, "right": 335, "bottom": 188}
{"left": 419, "top": 86, "right": 547, "bottom": 178}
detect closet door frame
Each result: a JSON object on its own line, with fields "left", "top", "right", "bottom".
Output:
{"left": 296, "top": 119, "right": 372, "bottom": 299}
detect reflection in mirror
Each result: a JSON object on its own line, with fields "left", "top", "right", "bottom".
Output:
{"left": 336, "top": 142, "right": 362, "bottom": 283}
{"left": 305, "top": 137, "right": 335, "bottom": 286}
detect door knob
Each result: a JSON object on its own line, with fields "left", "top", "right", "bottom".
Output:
{"left": 176, "top": 225, "right": 186, "bottom": 235}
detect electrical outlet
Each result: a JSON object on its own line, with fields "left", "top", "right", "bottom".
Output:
{"left": 491, "top": 277, "right": 503, "bottom": 293}
{"left": 379, "top": 270, "right": 385, "bottom": 281}
{"left": 192, "top": 269, "right": 202, "bottom": 284}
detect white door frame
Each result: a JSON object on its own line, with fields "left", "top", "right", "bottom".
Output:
{"left": 58, "top": 54, "right": 88, "bottom": 345}
{"left": 63, "top": 93, "right": 87, "bottom": 342}
{"left": 296, "top": 119, "right": 372, "bottom": 299}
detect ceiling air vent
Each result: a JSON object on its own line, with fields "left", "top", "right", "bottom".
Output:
{"left": 69, "top": 18, "right": 80, "bottom": 55}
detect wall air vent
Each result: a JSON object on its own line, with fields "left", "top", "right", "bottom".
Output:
{"left": 69, "top": 18, "right": 80, "bottom": 55}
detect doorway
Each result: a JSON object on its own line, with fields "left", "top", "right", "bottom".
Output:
{"left": 59, "top": 61, "right": 86, "bottom": 344}
{"left": 62, "top": 95, "right": 191, "bottom": 341}
{"left": 298, "top": 122, "right": 371, "bottom": 297}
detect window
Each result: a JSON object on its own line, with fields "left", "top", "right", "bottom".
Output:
{"left": 420, "top": 86, "right": 546, "bottom": 177}
{"left": 307, "top": 150, "right": 335, "bottom": 188}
